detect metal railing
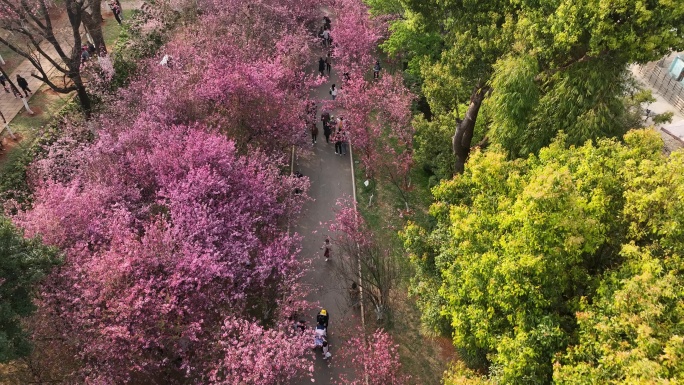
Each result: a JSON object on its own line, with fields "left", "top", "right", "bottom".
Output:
{"left": 638, "top": 63, "right": 684, "bottom": 114}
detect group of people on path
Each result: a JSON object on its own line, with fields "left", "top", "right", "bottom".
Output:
{"left": 313, "top": 110, "right": 348, "bottom": 156}
{"left": 318, "top": 16, "right": 332, "bottom": 47}
{"left": 81, "top": 42, "right": 98, "bottom": 62}
{"left": 318, "top": 54, "right": 332, "bottom": 77}
{"left": 0, "top": 74, "right": 32, "bottom": 98}
{"left": 290, "top": 308, "right": 333, "bottom": 360}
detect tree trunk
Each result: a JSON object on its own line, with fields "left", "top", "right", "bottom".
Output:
{"left": 82, "top": 15, "right": 107, "bottom": 54}
{"left": 82, "top": 0, "right": 107, "bottom": 54}
{"left": 65, "top": 0, "right": 91, "bottom": 115}
{"left": 452, "top": 83, "right": 489, "bottom": 174}
{"left": 73, "top": 74, "right": 91, "bottom": 116}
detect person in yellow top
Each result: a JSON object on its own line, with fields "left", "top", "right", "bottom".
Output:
{"left": 316, "top": 309, "right": 329, "bottom": 328}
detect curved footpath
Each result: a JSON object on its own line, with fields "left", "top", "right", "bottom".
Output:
{"left": 292, "top": 59, "right": 361, "bottom": 383}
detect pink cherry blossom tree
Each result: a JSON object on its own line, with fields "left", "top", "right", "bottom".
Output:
{"left": 330, "top": 0, "right": 388, "bottom": 76}
{"left": 338, "top": 73, "right": 415, "bottom": 206}
{"left": 328, "top": 199, "right": 400, "bottom": 322}
{"left": 96, "top": 2, "right": 326, "bottom": 155}
{"left": 337, "top": 328, "right": 410, "bottom": 385}
{"left": 16, "top": 120, "right": 311, "bottom": 383}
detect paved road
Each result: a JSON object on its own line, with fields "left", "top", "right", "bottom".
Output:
{"left": 292, "top": 58, "right": 361, "bottom": 384}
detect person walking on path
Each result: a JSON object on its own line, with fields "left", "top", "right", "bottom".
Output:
{"left": 340, "top": 129, "right": 348, "bottom": 155}
{"left": 321, "top": 110, "right": 331, "bottom": 127}
{"left": 318, "top": 57, "right": 326, "bottom": 77}
{"left": 373, "top": 60, "right": 381, "bottom": 79}
{"left": 334, "top": 130, "right": 343, "bottom": 155}
{"left": 81, "top": 46, "right": 91, "bottom": 62}
{"left": 325, "top": 53, "right": 332, "bottom": 76}
{"left": 110, "top": 1, "right": 123, "bottom": 25}
{"left": 310, "top": 123, "right": 319, "bottom": 145}
{"left": 0, "top": 75, "right": 9, "bottom": 94}
{"left": 321, "top": 111, "right": 331, "bottom": 143}
{"left": 329, "top": 84, "right": 337, "bottom": 100}
{"left": 323, "top": 120, "right": 331, "bottom": 143}
{"left": 322, "top": 341, "right": 332, "bottom": 360}
{"left": 320, "top": 238, "right": 332, "bottom": 262}
{"left": 323, "top": 15, "right": 331, "bottom": 30}
{"left": 16, "top": 75, "right": 31, "bottom": 97}
{"left": 322, "top": 28, "right": 331, "bottom": 47}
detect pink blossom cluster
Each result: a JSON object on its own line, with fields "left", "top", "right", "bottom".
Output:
{"left": 97, "top": 0, "right": 328, "bottom": 155}
{"left": 207, "top": 317, "right": 313, "bottom": 385}
{"left": 329, "top": 198, "right": 372, "bottom": 248}
{"left": 81, "top": 54, "right": 116, "bottom": 96}
{"left": 0, "top": 0, "right": 51, "bottom": 20}
{"left": 331, "top": 0, "right": 388, "bottom": 76}
{"left": 338, "top": 73, "right": 414, "bottom": 189}
{"left": 338, "top": 329, "right": 410, "bottom": 385}
{"left": 17, "top": 122, "right": 311, "bottom": 383}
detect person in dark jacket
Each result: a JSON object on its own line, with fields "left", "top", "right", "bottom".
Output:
{"left": 110, "top": 1, "right": 123, "bottom": 25}
{"left": 16, "top": 74, "right": 31, "bottom": 97}
{"left": 373, "top": 60, "right": 381, "bottom": 79}
{"left": 310, "top": 123, "right": 319, "bottom": 145}
{"left": 317, "top": 309, "right": 329, "bottom": 328}
{"left": 0, "top": 74, "right": 9, "bottom": 93}
{"left": 321, "top": 111, "right": 331, "bottom": 143}
{"left": 318, "top": 57, "right": 326, "bottom": 77}
{"left": 325, "top": 53, "right": 332, "bottom": 75}
{"left": 323, "top": 121, "right": 331, "bottom": 143}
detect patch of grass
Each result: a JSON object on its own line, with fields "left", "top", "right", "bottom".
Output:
{"left": 102, "top": 9, "right": 135, "bottom": 48}
{"left": 0, "top": 45, "right": 23, "bottom": 74}
{"left": 391, "top": 289, "right": 453, "bottom": 385}
{"left": 10, "top": 86, "right": 75, "bottom": 140}
{"left": 0, "top": 140, "right": 32, "bottom": 194}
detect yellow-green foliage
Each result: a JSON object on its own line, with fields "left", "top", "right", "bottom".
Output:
{"left": 404, "top": 129, "right": 684, "bottom": 384}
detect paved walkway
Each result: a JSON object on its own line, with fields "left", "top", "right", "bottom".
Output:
{"left": 293, "top": 43, "right": 361, "bottom": 384}
{"left": 630, "top": 63, "right": 684, "bottom": 152}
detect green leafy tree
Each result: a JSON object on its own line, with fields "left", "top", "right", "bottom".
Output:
{"left": 553, "top": 247, "right": 684, "bottom": 384}
{"left": 554, "top": 138, "right": 684, "bottom": 383}
{"left": 403, "top": 130, "right": 684, "bottom": 383}
{"left": 370, "top": 0, "right": 684, "bottom": 173}
{"left": 0, "top": 217, "right": 60, "bottom": 362}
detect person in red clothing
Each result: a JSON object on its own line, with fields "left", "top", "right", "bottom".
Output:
{"left": 320, "top": 238, "right": 331, "bottom": 261}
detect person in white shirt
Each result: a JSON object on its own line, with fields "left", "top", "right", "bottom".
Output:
{"left": 322, "top": 29, "right": 331, "bottom": 47}
{"left": 330, "top": 84, "right": 337, "bottom": 100}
